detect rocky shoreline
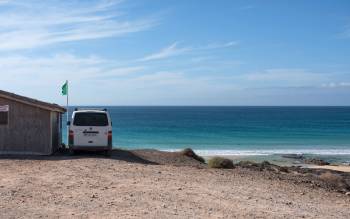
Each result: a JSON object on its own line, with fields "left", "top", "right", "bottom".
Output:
{"left": 234, "top": 160, "right": 350, "bottom": 194}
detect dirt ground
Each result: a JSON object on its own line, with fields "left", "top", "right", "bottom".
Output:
{"left": 0, "top": 151, "right": 349, "bottom": 219}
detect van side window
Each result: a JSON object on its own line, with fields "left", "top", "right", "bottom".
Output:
{"left": 73, "top": 113, "right": 108, "bottom": 126}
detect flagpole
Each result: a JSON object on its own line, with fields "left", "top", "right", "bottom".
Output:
{"left": 66, "top": 80, "right": 69, "bottom": 148}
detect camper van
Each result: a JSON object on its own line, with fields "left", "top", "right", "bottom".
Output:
{"left": 68, "top": 109, "right": 112, "bottom": 155}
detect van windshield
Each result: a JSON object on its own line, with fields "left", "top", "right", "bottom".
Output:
{"left": 73, "top": 112, "right": 108, "bottom": 126}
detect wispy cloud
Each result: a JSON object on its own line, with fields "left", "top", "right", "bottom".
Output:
{"left": 0, "top": 0, "right": 158, "bottom": 50}
{"left": 0, "top": 52, "right": 238, "bottom": 105}
{"left": 88, "top": 66, "right": 145, "bottom": 79}
{"left": 139, "top": 42, "right": 191, "bottom": 61}
{"left": 0, "top": 0, "right": 11, "bottom": 4}
{"left": 229, "top": 68, "right": 350, "bottom": 91}
{"left": 0, "top": 53, "right": 143, "bottom": 84}
{"left": 243, "top": 69, "right": 323, "bottom": 82}
{"left": 1, "top": 51, "right": 348, "bottom": 105}
{"left": 198, "top": 41, "right": 239, "bottom": 50}
{"left": 139, "top": 41, "right": 238, "bottom": 61}
{"left": 321, "top": 82, "right": 350, "bottom": 88}
{"left": 237, "top": 68, "right": 332, "bottom": 88}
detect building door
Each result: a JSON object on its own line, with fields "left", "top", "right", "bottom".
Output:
{"left": 51, "top": 112, "right": 59, "bottom": 152}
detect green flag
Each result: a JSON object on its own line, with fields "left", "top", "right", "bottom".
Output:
{"left": 61, "top": 81, "right": 68, "bottom": 96}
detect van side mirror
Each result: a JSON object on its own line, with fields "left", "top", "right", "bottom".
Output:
{"left": 67, "top": 121, "right": 71, "bottom": 126}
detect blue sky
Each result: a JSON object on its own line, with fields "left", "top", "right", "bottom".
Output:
{"left": 0, "top": 0, "right": 350, "bottom": 105}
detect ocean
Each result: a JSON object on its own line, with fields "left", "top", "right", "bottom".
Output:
{"left": 62, "top": 106, "right": 350, "bottom": 159}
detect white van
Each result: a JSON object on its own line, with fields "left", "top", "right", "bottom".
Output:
{"left": 68, "top": 109, "right": 112, "bottom": 155}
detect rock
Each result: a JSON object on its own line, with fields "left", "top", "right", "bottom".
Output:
{"left": 304, "top": 158, "right": 330, "bottom": 166}
{"left": 345, "top": 192, "right": 350, "bottom": 196}
{"left": 236, "top": 161, "right": 259, "bottom": 168}
{"left": 180, "top": 148, "right": 205, "bottom": 163}
{"left": 318, "top": 172, "right": 350, "bottom": 191}
{"left": 282, "top": 154, "right": 304, "bottom": 159}
{"left": 261, "top": 161, "right": 271, "bottom": 167}
{"left": 236, "top": 160, "right": 286, "bottom": 173}
{"left": 278, "top": 166, "right": 289, "bottom": 173}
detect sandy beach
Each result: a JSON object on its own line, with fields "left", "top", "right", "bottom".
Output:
{"left": 308, "top": 165, "right": 350, "bottom": 173}
{"left": 0, "top": 150, "right": 349, "bottom": 219}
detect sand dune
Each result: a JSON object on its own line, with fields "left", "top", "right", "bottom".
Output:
{"left": 309, "top": 165, "right": 350, "bottom": 173}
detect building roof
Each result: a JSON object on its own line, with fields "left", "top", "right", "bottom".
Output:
{"left": 0, "top": 90, "right": 66, "bottom": 113}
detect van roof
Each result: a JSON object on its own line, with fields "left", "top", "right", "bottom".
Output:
{"left": 73, "top": 110, "right": 108, "bottom": 113}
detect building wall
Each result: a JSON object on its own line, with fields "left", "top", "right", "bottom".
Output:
{"left": 51, "top": 111, "right": 60, "bottom": 152}
{"left": 0, "top": 96, "right": 53, "bottom": 155}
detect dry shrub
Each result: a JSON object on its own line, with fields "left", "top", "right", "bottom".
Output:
{"left": 208, "top": 157, "right": 234, "bottom": 169}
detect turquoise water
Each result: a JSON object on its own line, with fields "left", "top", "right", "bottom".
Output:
{"left": 63, "top": 106, "right": 350, "bottom": 156}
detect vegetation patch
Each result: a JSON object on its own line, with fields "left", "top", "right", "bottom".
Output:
{"left": 208, "top": 157, "right": 234, "bottom": 169}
